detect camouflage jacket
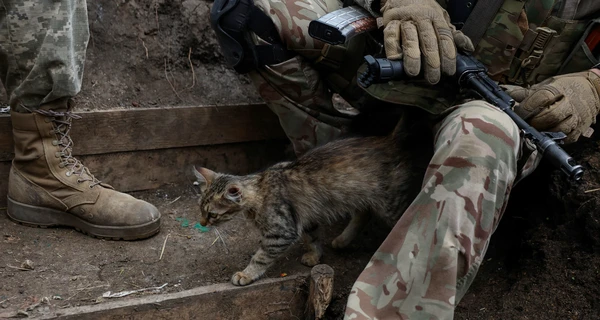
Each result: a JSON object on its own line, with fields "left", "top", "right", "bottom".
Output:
{"left": 327, "top": 0, "right": 600, "bottom": 114}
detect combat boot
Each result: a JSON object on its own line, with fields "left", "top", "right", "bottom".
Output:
{"left": 6, "top": 104, "right": 161, "bottom": 240}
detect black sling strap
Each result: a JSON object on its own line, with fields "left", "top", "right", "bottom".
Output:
{"left": 247, "top": 5, "right": 295, "bottom": 66}
{"left": 460, "top": 0, "right": 506, "bottom": 47}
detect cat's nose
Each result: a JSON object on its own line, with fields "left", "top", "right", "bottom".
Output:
{"left": 200, "top": 216, "right": 208, "bottom": 226}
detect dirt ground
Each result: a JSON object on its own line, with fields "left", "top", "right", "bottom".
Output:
{"left": 0, "top": 186, "right": 387, "bottom": 318}
{"left": 66, "top": 0, "right": 263, "bottom": 110}
{"left": 1, "top": 0, "right": 600, "bottom": 319}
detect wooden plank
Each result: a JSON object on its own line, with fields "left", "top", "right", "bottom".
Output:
{"left": 27, "top": 274, "right": 308, "bottom": 319}
{"left": 0, "top": 104, "right": 286, "bottom": 158}
{"left": 0, "top": 140, "right": 290, "bottom": 207}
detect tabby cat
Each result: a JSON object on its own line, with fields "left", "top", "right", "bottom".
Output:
{"left": 192, "top": 111, "right": 432, "bottom": 286}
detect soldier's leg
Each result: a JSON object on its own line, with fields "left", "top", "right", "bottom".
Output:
{"left": 247, "top": 62, "right": 353, "bottom": 156}
{"left": 0, "top": 0, "right": 161, "bottom": 240}
{"left": 247, "top": 0, "right": 356, "bottom": 156}
{"left": 344, "top": 101, "right": 521, "bottom": 319}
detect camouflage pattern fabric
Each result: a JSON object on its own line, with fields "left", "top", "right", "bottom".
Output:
{"left": 247, "top": 67, "right": 353, "bottom": 156}
{"left": 344, "top": 100, "right": 522, "bottom": 320}
{"left": 248, "top": 0, "right": 357, "bottom": 156}
{"left": 466, "top": 0, "right": 599, "bottom": 85}
{"left": 240, "top": 0, "right": 598, "bottom": 318}
{"left": 0, "top": 0, "right": 89, "bottom": 113}
{"left": 362, "top": 0, "right": 600, "bottom": 112}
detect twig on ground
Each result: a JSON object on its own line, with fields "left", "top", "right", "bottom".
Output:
{"left": 160, "top": 233, "right": 171, "bottom": 260}
{"left": 584, "top": 187, "right": 600, "bottom": 193}
{"left": 142, "top": 40, "right": 149, "bottom": 59}
{"left": 164, "top": 58, "right": 183, "bottom": 101}
{"left": 0, "top": 296, "right": 15, "bottom": 305}
{"left": 7, "top": 265, "right": 30, "bottom": 271}
{"left": 102, "top": 283, "right": 168, "bottom": 299}
{"left": 187, "top": 47, "right": 196, "bottom": 89}
{"left": 167, "top": 196, "right": 181, "bottom": 205}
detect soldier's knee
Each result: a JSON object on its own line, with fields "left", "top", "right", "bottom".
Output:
{"left": 438, "top": 100, "right": 521, "bottom": 160}
{"left": 254, "top": 0, "right": 331, "bottom": 52}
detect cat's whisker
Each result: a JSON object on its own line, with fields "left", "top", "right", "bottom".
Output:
{"left": 214, "top": 227, "right": 230, "bottom": 254}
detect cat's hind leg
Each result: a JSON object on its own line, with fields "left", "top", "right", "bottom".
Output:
{"left": 332, "top": 210, "right": 370, "bottom": 249}
{"left": 301, "top": 223, "right": 322, "bottom": 267}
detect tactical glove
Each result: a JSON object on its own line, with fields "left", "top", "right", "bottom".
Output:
{"left": 380, "top": 0, "right": 474, "bottom": 85}
{"left": 503, "top": 69, "right": 600, "bottom": 144}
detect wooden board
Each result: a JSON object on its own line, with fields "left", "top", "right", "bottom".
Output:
{"left": 0, "top": 104, "right": 286, "bottom": 160}
{"left": 29, "top": 274, "right": 308, "bottom": 320}
{"left": 0, "top": 140, "right": 289, "bottom": 207}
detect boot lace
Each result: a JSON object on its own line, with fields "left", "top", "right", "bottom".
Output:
{"left": 34, "top": 109, "right": 102, "bottom": 188}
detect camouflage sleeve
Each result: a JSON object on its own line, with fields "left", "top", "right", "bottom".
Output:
{"left": 564, "top": 0, "right": 600, "bottom": 20}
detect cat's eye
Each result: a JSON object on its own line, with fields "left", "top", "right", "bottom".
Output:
{"left": 228, "top": 187, "right": 240, "bottom": 195}
{"left": 209, "top": 212, "right": 218, "bottom": 218}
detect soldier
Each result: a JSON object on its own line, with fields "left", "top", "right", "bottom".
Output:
{"left": 1, "top": 0, "right": 161, "bottom": 240}
{"left": 210, "top": 0, "right": 600, "bottom": 318}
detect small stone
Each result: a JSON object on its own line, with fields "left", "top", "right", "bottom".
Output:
{"left": 21, "top": 259, "right": 34, "bottom": 270}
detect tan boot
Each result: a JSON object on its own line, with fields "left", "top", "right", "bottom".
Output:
{"left": 6, "top": 106, "right": 161, "bottom": 240}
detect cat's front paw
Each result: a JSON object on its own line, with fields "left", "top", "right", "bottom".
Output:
{"left": 301, "top": 252, "right": 321, "bottom": 267}
{"left": 231, "top": 271, "right": 255, "bottom": 286}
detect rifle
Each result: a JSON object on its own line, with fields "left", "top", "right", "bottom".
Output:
{"left": 308, "top": 6, "right": 584, "bottom": 181}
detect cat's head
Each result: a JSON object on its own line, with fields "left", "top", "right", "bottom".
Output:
{"left": 192, "top": 166, "right": 247, "bottom": 227}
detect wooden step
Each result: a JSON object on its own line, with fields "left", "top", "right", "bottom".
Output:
{"left": 32, "top": 274, "right": 309, "bottom": 320}
{"left": 0, "top": 104, "right": 289, "bottom": 206}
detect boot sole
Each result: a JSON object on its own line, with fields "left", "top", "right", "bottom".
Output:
{"left": 6, "top": 196, "right": 160, "bottom": 241}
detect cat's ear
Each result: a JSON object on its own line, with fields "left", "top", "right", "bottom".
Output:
{"left": 192, "top": 166, "right": 215, "bottom": 192}
{"left": 224, "top": 185, "right": 242, "bottom": 204}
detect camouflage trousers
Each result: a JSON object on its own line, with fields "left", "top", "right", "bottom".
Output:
{"left": 344, "top": 101, "right": 527, "bottom": 319}
{"left": 0, "top": 0, "right": 89, "bottom": 112}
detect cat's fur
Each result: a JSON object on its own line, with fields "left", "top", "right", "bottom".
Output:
{"left": 192, "top": 110, "right": 433, "bottom": 286}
